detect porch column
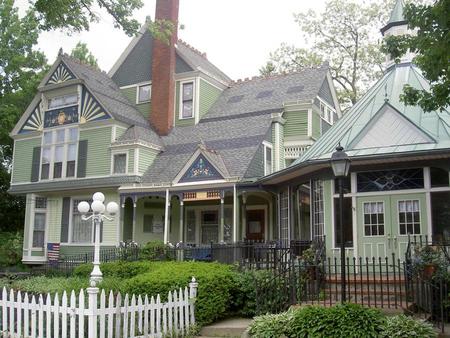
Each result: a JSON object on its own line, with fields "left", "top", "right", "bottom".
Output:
{"left": 219, "top": 195, "right": 225, "bottom": 243}
{"left": 233, "top": 184, "right": 238, "bottom": 242}
{"left": 241, "top": 193, "right": 247, "bottom": 240}
{"left": 119, "top": 197, "right": 125, "bottom": 243}
{"left": 179, "top": 200, "right": 184, "bottom": 243}
{"left": 269, "top": 197, "right": 274, "bottom": 241}
{"left": 164, "top": 189, "right": 171, "bottom": 244}
{"left": 132, "top": 196, "right": 137, "bottom": 242}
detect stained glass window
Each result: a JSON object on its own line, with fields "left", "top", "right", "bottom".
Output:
{"left": 357, "top": 169, "right": 424, "bottom": 192}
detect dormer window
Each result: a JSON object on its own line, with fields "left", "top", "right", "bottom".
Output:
{"left": 319, "top": 99, "right": 334, "bottom": 125}
{"left": 48, "top": 94, "right": 78, "bottom": 109}
{"left": 180, "top": 81, "right": 195, "bottom": 119}
{"left": 137, "top": 84, "right": 151, "bottom": 103}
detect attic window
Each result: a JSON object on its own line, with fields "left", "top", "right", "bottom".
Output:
{"left": 137, "top": 84, "right": 151, "bottom": 103}
{"left": 48, "top": 94, "right": 78, "bottom": 109}
{"left": 256, "top": 90, "right": 273, "bottom": 99}
{"left": 286, "top": 85, "right": 304, "bottom": 94}
{"left": 227, "top": 95, "right": 244, "bottom": 103}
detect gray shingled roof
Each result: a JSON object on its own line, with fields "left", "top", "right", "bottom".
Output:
{"left": 205, "top": 66, "right": 329, "bottom": 119}
{"left": 115, "top": 125, "right": 163, "bottom": 148}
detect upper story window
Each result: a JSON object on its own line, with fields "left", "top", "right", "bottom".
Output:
{"left": 41, "top": 127, "right": 78, "bottom": 180}
{"left": 113, "top": 153, "right": 127, "bottom": 174}
{"left": 180, "top": 81, "right": 194, "bottom": 119}
{"left": 137, "top": 84, "right": 151, "bottom": 103}
{"left": 319, "top": 99, "right": 334, "bottom": 125}
{"left": 263, "top": 142, "right": 273, "bottom": 175}
{"left": 48, "top": 94, "right": 78, "bottom": 109}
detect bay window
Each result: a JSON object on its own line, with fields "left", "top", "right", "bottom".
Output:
{"left": 41, "top": 127, "right": 78, "bottom": 180}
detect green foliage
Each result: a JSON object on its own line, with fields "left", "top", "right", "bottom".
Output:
{"left": 261, "top": 0, "right": 395, "bottom": 108}
{"left": 383, "top": 0, "right": 449, "bottom": 112}
{"left": 148, "top": 19, "right": 176, "bottom": 45}
{"left": 70, "top": 42, "right": 98, "bottom": 68}
{"left": 248, "top": 311, "right": 293, "bottom": 338}
{"left": 7, "top": 276, "right": 89, "bottom": 295}
{"left": 0, "top": 232, "right": 24, "bottom": 268}
{"left": 73, "top": 261, "right": 154, "bottom": 279}
{"left": 380, "top": 314, "right": 437, "bottom": 338}
{"left": 33, "top": 0, "right": 143, "bottom": 36}
{"left": 140, "top": 241, "right": 171, "bottom": 261}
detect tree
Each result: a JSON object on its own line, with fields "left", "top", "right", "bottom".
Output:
{"left": 71, "top": 42, "right": 99, "bottom": 68}
{"left": 0, "top": 0, "right": 48, "bottom": 231}
{"left": 261, "top": 0, "right": 395, "bottom": 108}
{"left": 383, "top": 0, "right": 449, "bottom": 112}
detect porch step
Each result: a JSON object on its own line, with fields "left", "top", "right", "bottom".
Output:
{"left": 198, "top": 318, "right": 252, "bottom": 338}
{"left": 326, "top": 275, "right": 406, "bottom": 284}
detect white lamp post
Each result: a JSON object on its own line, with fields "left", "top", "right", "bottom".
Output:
{"left": 77, "top": 192, "right": 119, "bottom": 286}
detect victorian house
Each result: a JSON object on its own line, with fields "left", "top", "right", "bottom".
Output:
{"left": 9, "top": 0, "right": 339, "bottom": 263}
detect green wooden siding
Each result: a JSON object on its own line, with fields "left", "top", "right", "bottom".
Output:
{"left": 128, "top": 149, "right": 135, "bottom": 173}
{"left": 139, "top": 147, "right": 158, "bottom": 174}
{"left": 120, "top": 86, "right": 151, "bottom": 119}
{"left": 199, "top": 79, "right": 221, "bottom": 118}
{"left": 80, "top": 126, "right": 112, "bottom": 177}
{"left": 312, "top": 111, "right": 321, "bottom": 139}
{"left": 12, "top": 137, "right": 41, "bottom": 183}
{"left": 175, "top": 81, "right": 195, "bottom": 127}
{"left": 284, "top": 110, "right": 308, "bottom": 138}
{"left": 115, "top": 126, "right": 127, "bottom": 141}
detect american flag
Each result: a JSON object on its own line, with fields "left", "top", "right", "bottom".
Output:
{"left": 47, "top": 243, "right": 61, "bottom": 264}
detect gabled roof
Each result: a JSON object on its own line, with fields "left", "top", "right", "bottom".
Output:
{"left": 109, "top": 23, "right": 231, "bottom": 87}
{"left": 114, "top": 125, "right": 163, "bottom": 149}
{"left": 205, "top": 66, "right": 329, "bottom": 119}
{"left": 295, "top": 63, "right": 450, "bottom": 164}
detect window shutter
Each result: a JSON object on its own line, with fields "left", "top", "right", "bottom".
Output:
{"left": 60, "top": 197, "right": 71, "bottom": 242}
{"left": 31, "top": 146, "right": 41, "bottom": 182}
{"left": 77, "top": 140, "right": 88, "bottom": 178}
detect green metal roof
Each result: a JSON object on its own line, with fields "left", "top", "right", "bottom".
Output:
{"left": 388, "top": 0, "right": 406, "bottom": 24}
{"left": 294, "top": 63, "right": 450, "bottom": 164}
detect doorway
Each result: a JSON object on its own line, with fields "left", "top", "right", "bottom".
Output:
{"left": 246, "top": 209, "right": 266, "bottom": 241}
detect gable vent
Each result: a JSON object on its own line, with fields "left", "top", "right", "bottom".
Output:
{"left": 256, "top": 90, "right": 273, "bottom": 99}
{"left": 227, "top": 95, "right": 244, "bottom": 103}
{"left": 287, "top": 85, "right": 304, "bottom": 94}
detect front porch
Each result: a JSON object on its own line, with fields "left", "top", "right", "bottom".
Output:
{"left": 119, "top": 186, "right": 277, "bottom": 246}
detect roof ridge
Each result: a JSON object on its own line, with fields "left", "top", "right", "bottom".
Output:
{"left": 61, "top": 53, "right": 108, "bottom": 75}
{"left": 231, "top": 63, "right": 329, "bottom": 86}
{"left": 177, "top": 39, "right": 208, "bottom": 59}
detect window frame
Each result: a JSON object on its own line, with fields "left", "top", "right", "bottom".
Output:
{"left": 136, "top": 83, "right": 152, "bottom": 104}
{"left": 69, "top": 197, "right": 95, "bottom": 244}
{"left": 40, "top": 126, "right": 79, "bottom": 181}
{"left": 31, "top": 196, "right": 47, "bottom": 250}
{"left": 263, "top": 141, "right": 273, "bottom": 176}
{"left": 397, "top": 199, "right": 421, "bottom": 235}
{"left": 318, "top": 98, "right": 335, "bottom": 125}
{"left": 111, "top": 151, "right": 128, "bottom": 175}
{"left": 47, "top": 93, "right": 79, "bottom": 110}
{"left": 179, "top": 80, "right": 195, "bottom": 120}
{"left": 362, "top": 201, "right": 385, "bottom": 237}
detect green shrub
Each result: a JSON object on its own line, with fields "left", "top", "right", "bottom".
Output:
{"left": 0, "top": 232, "right": 24, "bottom": 268}
{"left": 287, "top": 303, "right": 385, "bottom": 338}
{"left": 124, "top": 261, "right": 236, "bottom": 325}
{"left": 140, "top": 241, "right": 171, "bottom": 261}
{"left": 9, "top": 276, "right": 89, "bottom": 295}
{"left": 380, "top": 314, "right": 437, "bottom": 338}
{"left": 73, "top": 261, "right": 154, "bottom": 279}
{"left": 248, "top": 311, "right": 293, "bottom": 338}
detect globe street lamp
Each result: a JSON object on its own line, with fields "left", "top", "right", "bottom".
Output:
{"left": 330, "top": 145, "right": 351, "bottom": 302}
{"left": 77, "top": 192, "right": 119, "bottom": 286}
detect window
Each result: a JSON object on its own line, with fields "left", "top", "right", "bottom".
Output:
{"left": 137, "top": 84, "right": 151, "bottom": 103}
{"left": 263, "top": 143, "right": 273, "bottom": 175}
{"left": 48, "top": 94, "right": 78, "bottom": 109}
{"left": 312, "top": 180, "right": 324, "bottom": 238}
{"left": 398, "top": 200, "right": 420, "bottom": 235}
{"left": 363, "top": 202, "right": 384, "bottom": 236}
{"left": 201, "top": 210, "right": 218, "bottom": 244}
{"left": 186, "top": 210, "right": 196, "bottom": 243}
{"left": 319, "top": 100, "right": 334, "bottom": 124}
{"left": 357, "top": 169, "right": 424, "bottom": 192}
{"left": 32, "top": 197, "right": 47, "bottom": 248}
{"left": 334, "top": 197, "right": 353, "bottom": 247}
{"left": 180, "top": 81, "right": 194, "bottom": 119}
{"left": 430, "top": 167, "right": 449, "bottom": 188}
{"left": 113, "top": 153, "right": 127, "bottom": 174}
{"left": 72, "top": 199, "right": 93, "bottom": 243}
{"left": 41, "top": 127, "right": 78, "bottom": 180}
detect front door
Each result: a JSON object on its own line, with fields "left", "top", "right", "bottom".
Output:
{"left": 246, "top": 209, "right": 265, "bottom": 241}
{"left": 357, "top": 193, "right": 427, "bottom": 260}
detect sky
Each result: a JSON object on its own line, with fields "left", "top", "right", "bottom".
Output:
{"left": 16, "top": 0, "right": 327, "bottom": 80}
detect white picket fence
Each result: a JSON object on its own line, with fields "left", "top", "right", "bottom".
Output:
{"left": 0, "top": 277, "right": 198, "bottom": 338}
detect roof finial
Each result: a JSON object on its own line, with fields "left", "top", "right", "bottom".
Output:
{"left": 58, "top": 48, "right": 63, "bottom": 56}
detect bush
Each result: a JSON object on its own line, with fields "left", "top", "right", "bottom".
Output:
{"left": 0, "top": 232, "right": 24, "bottom": 268}
{"left": 124, "top": 261, "right": 236, "bottom": 325}
{"left": 380, "top": 315, "right": 437, "bottom": 338}
{"left": 140, "top": 241, "right": 171, "bottom": 261}
{"left": 248, "top": 311, "right": 293, "bottom": 338}
{"left": 73, "top": 261, "right": 154, "bottom": 279}
{"left": 8, "top": 276, "right": 89, "bottom": 295}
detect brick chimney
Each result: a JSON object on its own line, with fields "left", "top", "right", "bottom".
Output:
{"left": 150, "top": 0, "right": 179, "bottom": 135}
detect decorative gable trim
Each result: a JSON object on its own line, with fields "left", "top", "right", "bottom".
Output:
{"left": 349, "top": 103, "right": 435, "bottom": 150}
{"left": 80, "top": 87, "right": 110, "bottom": 124}
{"left": 46, "top": 61, "right": 76, "bottom": 85}
{"left": 19, "top": 100, "right": 44, "bottom": 134}
{"left": 179, "top": 154, "right": 224, "bottom": 183}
